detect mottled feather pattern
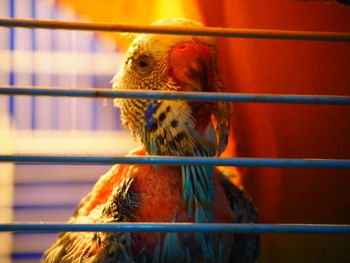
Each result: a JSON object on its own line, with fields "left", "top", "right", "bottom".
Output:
{"left": 143, "top": 100, "right": 200, "bottom": 156}
{"left": 43, "top": 178, "right": 138, "bottom": 263}
{"left": 212, "top": 82, "right": 231, "bottom": 155}
{"left": 220, "top": 174, "right": 260, "bottom": 263}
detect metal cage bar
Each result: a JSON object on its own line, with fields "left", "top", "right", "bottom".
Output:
{"left": 1, "top": 154, "right": 350, "bottom": 168}
{"left": 1, "top": 18, "right": 350, "bottom": 41}
{"left": 1, "top": 86, "right": 350, "bottom": 104}
{"left": 1, "top": 223, "right": 350, "bottom": 234}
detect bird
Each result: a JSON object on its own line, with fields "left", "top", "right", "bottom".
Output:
{"left": 43, "top": 18, "right": 260, "bottom": 263}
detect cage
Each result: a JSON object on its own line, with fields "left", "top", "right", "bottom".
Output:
{"left": 1, "top": 0, "right": 350, "bottom": 262}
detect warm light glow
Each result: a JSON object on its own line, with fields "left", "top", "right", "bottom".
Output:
{"left": 57, "top": 0, "right": 202, "bottom": 50}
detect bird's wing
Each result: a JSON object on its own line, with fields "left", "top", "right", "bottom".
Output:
{"left": 219, "top": 171, "right": 261, "bottom": 263}
{"left": 43, "top": 176, "right": 138, "bottom": 263}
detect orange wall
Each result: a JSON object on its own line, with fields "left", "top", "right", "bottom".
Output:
{"left": 57, "top": 0, "right": 202, "bottom": 49}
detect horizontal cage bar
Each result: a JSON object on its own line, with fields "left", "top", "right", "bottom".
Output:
{"left": 1, "top": 18, "right": 350, "bottom": 41}
{"left": 1, "top": 154, "right": 350, "bottom": 168}
{"left": 11, "top": 253, "right": 43, "bottom": 259}
{"left": 1, "top": 223, "right": 350, "bottom": 234}
{"left": 1, "top": 86, "right": 350, "bottom": 104}
{"left": 13, "top": 204, "right": 76, "bottom": 210}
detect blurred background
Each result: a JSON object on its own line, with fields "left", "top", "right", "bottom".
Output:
{"left": 0, "top": 0, "right": 350, "bottom": 262}
{"left": 0, "top": 0, "right": 138, "bottom": 261}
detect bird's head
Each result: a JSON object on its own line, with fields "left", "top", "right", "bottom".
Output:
{"left": 112, "top": 18, "right": 219, "bottom": 95}
{"left": 112, "top": 18, "right": 230, "bottom": 155}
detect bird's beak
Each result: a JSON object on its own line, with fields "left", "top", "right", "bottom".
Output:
{"left": 176, "top": 58, "right": 208, "bottom": 92}
{"left": 169, "top": 41, "right": 213, "bottom": 92}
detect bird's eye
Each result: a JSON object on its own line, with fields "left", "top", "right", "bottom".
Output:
{"left": 138, "top": 60, "right": 148, "bottom": 67}
{"left": 135, "top": 55, "right": 154, "bottom": 75}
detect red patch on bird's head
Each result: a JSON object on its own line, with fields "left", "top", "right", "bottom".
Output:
{"left": 169, "top": 40, "right": 215, "bottom": 92}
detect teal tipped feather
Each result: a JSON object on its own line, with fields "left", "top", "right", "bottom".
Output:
{"left": 217, "top": 235, "right": 224, "bottom": 263}
{"left": 152, "top": 239, "right": 161, "bottom": 263}
{"left": 196, "top": 232, "right": 216, "bottom": 263}
{"left": 185, "top": 245, "right": 192, "bottom": 263}
{"left": 161, "top": 232, "right": 185, "bottom": 263}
